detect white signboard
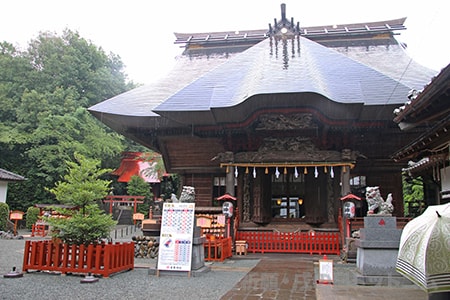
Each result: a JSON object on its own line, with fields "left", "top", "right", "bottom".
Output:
{"left": 318, "top": 257, "right": 334, "bottom": 284}
{"left": 157, "top": 203, "right": 196, "bottom": 272}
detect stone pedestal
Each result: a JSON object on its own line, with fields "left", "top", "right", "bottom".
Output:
{"left": 191, "top": 235, "right": 206, "bottom": 270}
{"left": 354, "top": 216, "right": 410, "bottom": 285}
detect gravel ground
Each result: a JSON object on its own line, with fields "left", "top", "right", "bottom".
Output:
{"left": 1, "top": 227, "right": 422, "bottom": 300}
{"left": 0, "top": 229, "right": 260, "bottom": 300}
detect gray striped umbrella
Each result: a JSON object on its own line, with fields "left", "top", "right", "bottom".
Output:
{"left": 396, "top": 203, "right": 450, "bottom": 294}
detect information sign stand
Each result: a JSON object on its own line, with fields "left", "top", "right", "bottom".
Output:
{"left": 157, "top": 203, "right": 195, "bottom": 277}
{"left": 317, "top": 255, "right": 334, "bottom": 284}
{"left": 9, "top": 211, "right": 24, "bottom": 236}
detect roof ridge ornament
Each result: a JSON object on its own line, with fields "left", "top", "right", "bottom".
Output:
{"left": 268, "top": 3, "right": 300, "bottom": 37}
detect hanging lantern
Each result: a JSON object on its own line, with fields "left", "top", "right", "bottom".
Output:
{"left": 265, "top": 167, "right": 269, "bottom": 174}
{"left": 253, "top": 167, "right": 257, "bottom": 178}
{"left": 284, "top": 167, "right": 288, "bottom": 175}
{"left": 275, "top": 167, "right": 280, "bottom": 178}
{"left": 343, "top": 166, "right": 347, "bottom": 173}
{"left": 294, "top": 167, "right": 299, "bottom": 178}
{"left": 226, "top": 165, "right": 229, "bottom": 173}
{"left": 235, "top": 167, "right": 238, "bottom": 178}
{"left": 304, "top": 167, "right": 308, "bottom": 174}
{"left": 330, "top": 166, "right": 334, "bottom": 178}
{"left": 245, "top": 167, "right": 249, "bottom": 174}
{"left": 314, "top": 166, "right": 319, "bottom": 178}
{"left": 324, "top": 166, "right": 327, "bottom": 173}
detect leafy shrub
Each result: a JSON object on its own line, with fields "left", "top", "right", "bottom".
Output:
{"left": 0, "top": 203, "right": 10, "bottom": 231}
{"left": 48, "top": 204, "right": 116, "bottom": 245}
{"left": 25, "top": 206, "right": 40, "bottom": 230}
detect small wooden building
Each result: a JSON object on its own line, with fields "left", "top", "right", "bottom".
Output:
{"left": 0, "top": 168, "right": 26, "bottom": 204}
{"left": 89, "top": 5, "right": 437, "bottom": 231}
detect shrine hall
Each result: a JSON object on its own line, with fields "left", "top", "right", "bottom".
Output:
{"left": 89, "top": 4, "right": 437, "bottom": 233}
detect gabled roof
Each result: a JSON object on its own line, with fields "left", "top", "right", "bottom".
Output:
{"left": 0, "top": 168, "right": 26, "bottom": 182}
{"left": 392, "top": 64, "right": 450, "bottom": 162}
{"left": 111, "top": 152, "right": 164, "bottom": 183}
{"left": 393, "top": 64, "right": 450, "bottom": 125}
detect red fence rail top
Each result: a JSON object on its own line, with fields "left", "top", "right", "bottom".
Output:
{"left": 103, "top": 195, "right": 145, "bottom": 204}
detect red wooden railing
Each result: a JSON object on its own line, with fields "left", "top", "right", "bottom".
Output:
{"left": 103, "top": 195, "right": 144, "bottom": 215}
{"left": 31, "top": 223, "right": 48, "bottom": 237}
{"left": 236, "top": 231, "right": 340, "bottom": 255}
{"left": 22, "top": 240, "right": 134, "bottom": 277}
{"left": 204, "top": 237, "right": 233, "bottom": 262}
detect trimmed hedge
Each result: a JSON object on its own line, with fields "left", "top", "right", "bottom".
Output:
{"left": 26, "top": 206, "right": 40, "bottom": 230}
{"left": 0, "top": 203, "right": 9, "bottom": 231}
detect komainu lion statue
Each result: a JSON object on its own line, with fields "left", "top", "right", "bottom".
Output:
{"left": 170, "top": 186, "right": 196, "bottom": 203}
{"left": 365, "top": 186, "right": 394, "bottom": 215}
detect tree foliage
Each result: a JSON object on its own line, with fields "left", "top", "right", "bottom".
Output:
{"left": 0, "top": 29, "right": 136, "bottom": 211}
{"left": 46, "top": 153, "right": 116, "bottom": 244}
{"left": 402, "top": 175, "right": 424, "bottom": 217}
{"left": 25, "top": 206, "right": 40, "bottom": 230}
{"left": 127, "top": 175, "right": 153, "bottom": 200}
{"left": 127, "top": 175, "right": 153, "bottom": 216}
{"left": 48, "top": 204, "right": 116, "bottom": 245}
{"left": 49, "top": 153, "right": 112, "bottom": 212}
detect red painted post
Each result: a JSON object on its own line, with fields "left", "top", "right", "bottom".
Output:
{"left": 22, "top": 241, "right": 30, "bottom": 272}
{"left": 103, "top": 242, "right": 111, "bottom": 277}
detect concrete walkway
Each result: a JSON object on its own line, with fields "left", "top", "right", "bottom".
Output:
{"left": 218, "top": 253, "right": 427, "bottom": 300}
{"left": 220, "top": 254, "right": 316, "bottom": 299}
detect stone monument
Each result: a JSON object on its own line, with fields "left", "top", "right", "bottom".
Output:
{"left": 354, "top": 187, "right": 411, "bottom": 285}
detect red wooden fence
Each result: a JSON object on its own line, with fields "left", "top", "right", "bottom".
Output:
{"left": 236, "top": 231, "right": 340, "bottom": 255}
{"left": 204, "top": 237, "right": 232, "bottom": 262}
{"left": 22, "top": 240, "right": 134, "bottom": 277}
{"left": 31, "top": 223, "right": 48, "bottom": 237}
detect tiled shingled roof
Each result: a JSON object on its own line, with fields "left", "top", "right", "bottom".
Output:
{"left": 0, "top": 168, "right": 26, "bottom": 182}
{"left": 88, "top": 17, "right": 437, "bottom": 148}
{"left": 153, "top": 36, "right": 413, "bottom": 124}
{"left": 391, "top": 64, "right": 450, "bottom": 162}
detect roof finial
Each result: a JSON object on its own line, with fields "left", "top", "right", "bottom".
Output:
{"left": 268, "top": 3, "right": 300, "bottom": 37}
{"left": 281, "top": 3, "right": 287, "bottom": 21}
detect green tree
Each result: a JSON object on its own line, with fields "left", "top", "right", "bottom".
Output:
{"left": 127, "top": 175, "right": 152, "bottom": 199}
{"left": 46, "top": 153, "right": 116, "bottom": 244}
{"left": 127, "top": 175, "right": 153, "bottom": 216}
{"left": 49, "top": 153, "right": 112, "bottom": 213}
{"left": 0, "top": 29, "right": 136, "bottom": 211}
{"left": 402, "top": 175, "right": 424, "bottom": 217}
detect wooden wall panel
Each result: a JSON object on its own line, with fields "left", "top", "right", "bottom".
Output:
{"left": 162, "top": 136, "right": 225, "bottom": 170}
{"left": 184, "top": 174, "right": 213, "bottom": 207}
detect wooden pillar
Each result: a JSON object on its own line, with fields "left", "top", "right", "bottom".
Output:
{"left": 226, "top": 166, "right": 235, "bottom": 196}
{"left": 341, "top": 166, "right": 350, "bottom": 196}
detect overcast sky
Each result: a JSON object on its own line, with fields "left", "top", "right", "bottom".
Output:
{"left": 2, "top": 0, "right": 449, "bottom": 84}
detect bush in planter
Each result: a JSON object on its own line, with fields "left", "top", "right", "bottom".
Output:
{"left": 48, "top": 204, "right": 116, "bottom": 245}
{"left": 26, "top": 206, "right": 40, "bottom": 230}
{"left": 46, "top": 153, "right": 117, "bottom": 244}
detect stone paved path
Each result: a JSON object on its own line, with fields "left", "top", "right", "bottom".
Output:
{"left": 220, "top": 254, "right": 316, "bottom": 299}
